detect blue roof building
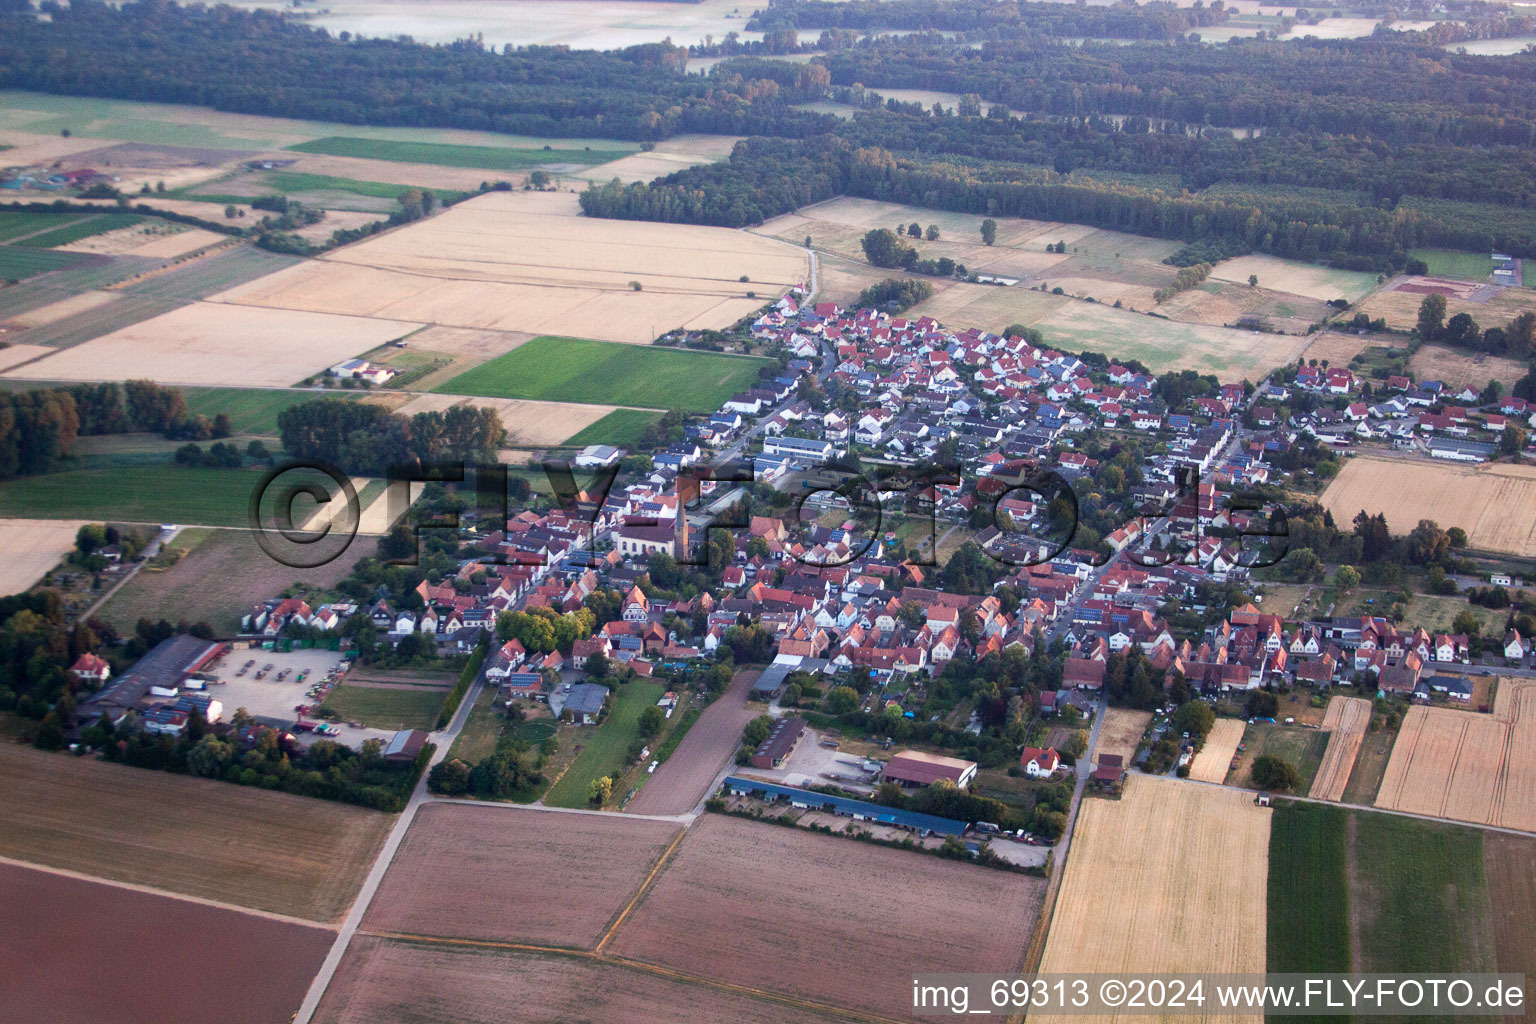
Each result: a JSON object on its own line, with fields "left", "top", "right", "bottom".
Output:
{"left": 723, "top": 776, "right": 968, "bottom": 835}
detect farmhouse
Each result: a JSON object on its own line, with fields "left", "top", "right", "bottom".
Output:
{"left": 750, "top": 716, "right": 806, "bottom": 769}
{"left": 881, "top": 749, "right": 978, "bottom": 789}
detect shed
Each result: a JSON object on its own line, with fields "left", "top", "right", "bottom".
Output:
{"left": 383, "top": 729, "right": 429, "bottom": 763}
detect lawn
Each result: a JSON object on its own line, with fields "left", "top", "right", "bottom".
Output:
{"left": 543, "top": 680, "right": 665, "bottom": 808}
{"left": 321, "top": 683, "right": 448, "bottom": 731}
{"left": 562, "top": 408, "right": 664, "bottom": 448}
{"left": 437, "top": 336, "right": 772, "bottom": 414}
{"left": 1268, "top": 802, "right": 1352, "bottom": 986}
{"left": 15, "top": 213, "right": 144, "bottom": 249}
{"left": 447, "top": 688, "right": 505, "bottom": 764}
{"left": 0, "top": 463, "right": 263, "bottom": 526}
{"left": 0, "top": 246, "right": 91, "bottom": 281}
{"left": 286, "top": 136, "right": 634, "bottom": 172}
{"left": 1349, "top": 812, "right": 1496, "bottom": 976}
{"left": 1409, "top": 247, "right": 1495, "bottom": 282}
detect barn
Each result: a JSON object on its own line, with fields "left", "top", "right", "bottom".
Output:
{"left": 881, "top": 749, "right": 978, "bottom": 789}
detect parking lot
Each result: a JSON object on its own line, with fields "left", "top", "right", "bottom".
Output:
{"left": 201, "top": 646, "right": 397, "bottom": 749}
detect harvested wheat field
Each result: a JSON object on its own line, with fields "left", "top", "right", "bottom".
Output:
{"left": 394, "top": 392, "right": 618, "bottom": 446}
{"left": 3, "top": 301, "right": 419, "bottom": 387}
{"left": 576, "top": 133, "right": 741, "bottom": 183}
{"left": 2, "top": 290, "right": 117, "bottom": 331}
{"left": 316, "top": 936, "right": 849, "bottom": 1024}
{"left": 1097, "top": 707, "right": 1152, "bottom": 764}
{"left": 362, "top": 803, "right": 681, "bottom": 949}
{"left": 214, "top": 190, "right": 806, "bottom": 344}
{"left": 0, "top": 517, "right": 88, "bottom": 596}
{"left": 605, "top": 812, "right": 1043, "bottom": 1020}
{"left": 1374, "top": 679, "right": 1536, "bottom": 832}
{"left": 1320, "top": 456, "right": 1536, "bottom": 557}
{"left": 1309, "top": 696, "right": 1373, "bottom": 802}
{"left": 1188, "top": 718, "right": 1246, "bottom": 784}
{"left": 0, "top": 344, "right": 53, "bottom": 374}
{"left": 1034, "top": 775, "right": 1270, "bottom": 1024}
{"left": 58, "top": 223, "right": 224, "bottom": 258}
{"left": 1409, "top": 343, "right": 1529, "bottom": 392}
{"left": 1208, "top": 254, "right": 1378, "bottom": 302}
{"left": 0, "top": 742, "right": 391, "bottom": 922}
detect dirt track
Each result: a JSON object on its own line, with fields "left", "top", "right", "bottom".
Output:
{"left": 624, "top": 668, "right": 758, "bottom": 816}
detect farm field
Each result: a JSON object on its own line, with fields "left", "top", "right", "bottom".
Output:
{"left": 62, "top": 223, "right": 226, "bottom": 259}
{"left": 1094, "top": 706, "right": 1151, "bottom": 765}
{"left": 0, "top": 90, "right": 644, "bottom": 154}
{"left": 1227, "top": 722, "right": 1330, "bottom": 791}
{"left": 178, "top": 386, "right": 378, "bottom": 435}
{"left": 0, "top": 245, "right": 91, "bottom": 281}
{"left": 321, "top": 682, "right": 447, "bottom": 731}
{"left": 563, "top": 408, "right": 665, "bottom": 448}
{"left": 10, "top": 213, "right": 145, "bottom": 249}
{"left": 1034, "top": 776, "right": 1269, "bottom": 1024}
{"left": 1320, "top": 456, "right": 1536, "bottom": 557}
{"left": 289, "top": 135, "right": 634, "bottom": 171}
{"left": 0, "top": 861, "right": 334, "bottom": 1024}
{"left": 1298, "top": 329, "right": 1391, "bottom": 368}
{"left": 100, "top": 526, "right": 373, "bottom": 634}
{"left": 606, "top": 813, "right": 1043, "bottom": 1020}
{"left": 0, "top": 742, "right": 390, "bottom": 922}
{"left": 1, "top": 288, "right": 113, "bottom": 329}
{"left": 216, "top": 190, "right": 805, "bottom": 345}
{"left": 3, "top": 300, "right": 419, "bottom": 387}
{"left": 543, "top": 680, "right": 667, "bottom": 808}
{"left": 0, "top": 343, "right": 53, "bottom": 372}
{"left": 392, "top": 392, "right": 619, "bottom": 447}
{"left": 438, "top": 335, "right": 771, "bottom": 414}
{"left": 0, "top": 517, "right": 88, "bottom": 596}
{"left": 1267, "top": 801, "right": 1351, "bottom": 976}
{"left": 362, "top": 803, "right": 681, "bottom": 949}
{"left": 1483, "top": 833, "right": 1536, "bottom": 989}
{"left": 1309, "top": 696, "right": 1373, "bottom": 802}
{"left": 1188, "top": 717, "right": 1245, "bottom": 783}
{"left": 574, "top": 133, "right": 742, "bottom": 183}
{"left": 625, "top": 669, "right": 758, "bottom": 816}
{"left": 1409, "top": 247, "right": 1496, "bottom": 282}
{"left": 1342, "top": 721, "right": 1399, "bottom": 805}
{"left": 0, "top": 463, "right": 264, "bottom": 527}
{"left": 314, "top": 937, "right": 846, "bottom": 1024}
{"left": 1374, "top": 679, "right": 1536, "bottom": 831}
{"left": 1408, "top": 343, "right": 1528, "bottom": 392}
{"left": 1207, "top": 253, "right": 1379, "bottom": 302}
{"left": 1357, "top": 274, "right": 1536, "bottom": 332}
{"left": 1348, "top": 812, "right": 1495, "bottom": 975}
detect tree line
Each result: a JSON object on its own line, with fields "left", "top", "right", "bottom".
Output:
{"left": 0, "top": 380, "right": 190, "bottom": 481}
{"left": 276, "top": 398, "right": 506, "bottom": 476}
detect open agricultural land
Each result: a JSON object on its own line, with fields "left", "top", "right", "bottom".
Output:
{"left": 1228, "top": 721, "right": 1330, "bottom": 791}
{"left": 1309, "top": 696, "right": 1373, "bottom": 802}
{"left": 363, "top": 803, "right": 681, "bottom": 949}
{"left": 1320, "top": 456, "right": 1536, "bottom": 557}
{"left": 1187, "top": 717, "right": 1245, "bottom": 783}
{"left": 1035, "top": 776, "right": 1269, "bottom": 1024}
{"left": 624, "top": 669, "right": 759, "bottom": 816}
{"left": 1094, "top": 707, "right": 1151, "bottom": 765}
{"left": 573, "top": 134, "right": 742, "bottom": 184}
{"left": 1, "top": 861, "right": 335, "bottom": 1024}
{"left": 99, "top": 526, "right": 375, "bottom": 634}
{"left": 605, "top": 812, "right": 1043, "bottom": 1021}
{"left": 214, "top": 190, "right": 806, "bottom": 345}
{"left": 0, "top": 517, "right": 88, "bottom": 596}
{"left": 392, "top": 392, "right": 619, "bottom": 448}
{"left": 1407, "top": 342, "right": 1529, "bottom": 392}
{"left": 439, "top": 335, "right": 771, "bottom": 415}
{"left": 1374, "top": 678, "right": 1536, "bottom": 831}
{"left": 1356, "top": 273, "right": 1536, "bottom": 333}
{"left": 0, "top": 742, "right": 390, "bottom": 922}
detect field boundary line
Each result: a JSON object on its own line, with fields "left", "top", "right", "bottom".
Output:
{"left": 0, "top": 853, "right": 337, "bottom": 930}
{"left": 593, "top": 825, "right": 686, "bottom": 953}
{"left": 367, "top": 929, "right": 907, "bottom": 1024}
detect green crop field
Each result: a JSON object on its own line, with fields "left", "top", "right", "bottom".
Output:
{"left": 437, "top": 336, "right": 772, "bottom": 413}
{"left": 178, "top": 386, "right": 369, "bottom": 435}
{"left": 15, "top": 214, "right": 144, "bottom": 249}
{"left": 320, "top": 684, "right": 446, "bottom": 731}
{"left": 0, "top": 212, "right": 92, "bottom": 244}
{"left": 562, "top": 408, "right": 663, "bottom": 447}
{"left": 1409, "top": 248, "right": 1496, "bottom": 282}
{"left": 1349, "top": 813, "right": 1495, "bottom": 976}
{"left": 542, "top": 680, "right": 665, "bottom": 809}
{"left": 287, "top": 136, "right": 634, "bottom": 172}
{"left": 1268, "top": 802, "right": 1352, "bottom": 988}
{"left": 0, "top": 246, "right": 91, "bottom": 281}
{"left": 0, "top": 463, "right": 260, "bottom": 526}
